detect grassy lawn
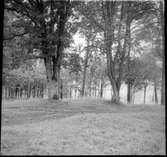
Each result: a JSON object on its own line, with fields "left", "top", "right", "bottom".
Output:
{"left": 1, "top": 98, "right": 165, "bottom": 155}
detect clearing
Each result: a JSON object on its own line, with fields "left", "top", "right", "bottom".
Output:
{"left": 1, "top": 98, "right": 166, "bottom": 155}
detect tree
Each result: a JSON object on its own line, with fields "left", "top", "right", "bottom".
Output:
{"left": 76, "top": 0, "right": 157, "bottom": 104}
{"left": 4, "top": 0, "right": 75, "bottom": 99}
{"left": 119, "top": 1, "right": 157, "bottom": 104}
{"left": 89, "top": 55, "right": 107, "bottom": 98}
{"left": 128, "top": 1, "right": 164, "bottom": 104}
{"left": 124, "top": 51, "right": 162, "bottom": 104}
{"left": 79, "top": 25, "right": 97, "bottom": 97}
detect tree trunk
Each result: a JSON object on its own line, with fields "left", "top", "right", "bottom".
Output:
{"left": 46, "top": 80, "right": 59, "bottom": 99}
{"left": 5, "top": 86, "right": 8, "bottom": 99}
{"left": 20, "top": 88, "right": 23, "bottom": 98}
{"left": 81, "top": 46, "right": 89, "bottom": 97}
{"left": 89, "top": 85, "right": 92, "bottom": 97}
{"left": 44, "top": 56, "right": 60, "bottom": 99}
{"left": 102, "top": 2, "right": 122, "bottom": 104}
{"left": 127, "top": 83, "right": 131, "bottom": 103}
{"left": 132, "top": 87, "right": 135, "bottom": 104}
{"left": 27, "top": 83, "right": 31, "bottom": 98}
{"left": 89, "top": 77, "right": 92, "bottom": 97}
{"left": 40, "top": 83, "right": 44, "bottom": 98}
{"left": 154, "top": 82, "right": 158, "bottom": 104}
{"left": 144, "top": 85, "right": 147, "bottom": 104}
{"left": 75, "top": 88, "right": 77, "bottom": 98}
{"left": 127, "top": 83, "right": 133, "bottom": 104}
{"left": 12, "top": 88, "right": 15, "bottom": 99}
{"left": 41, "top": 2, "right": 69, "bottom": 100}
{"left": 15, "top": 87, "right": 18, "bottom": 99}
{"left": 100, "top": 81, "right": 104, "bottom": 98}
{"left": 111, "top": 84, "right": 120, "bottom": 104}
{"left": 125, "top": 21, "right": 132, "bottom": 104}
{"left": 70, "top": 86, "right": 72, "bottom": 98}
{"left": 109, "top": 78, "right": 121, "bottom": 104}
{"left": 60, "top": 79, "right": 63, "bottom": 99}
{"left": 81, "top": 64, "right": 87, "bottom": 97}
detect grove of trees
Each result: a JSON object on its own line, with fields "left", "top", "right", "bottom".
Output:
{"left": 3, "top": 0, "right": 164, "bottom": 105}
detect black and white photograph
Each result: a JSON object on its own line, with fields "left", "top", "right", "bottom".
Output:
{"left": 1, "top": 0, "right": 165, "bottom": 155}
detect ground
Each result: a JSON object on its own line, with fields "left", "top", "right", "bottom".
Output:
{"left": 1, "top": 98, "right": 166, "bottom": 155}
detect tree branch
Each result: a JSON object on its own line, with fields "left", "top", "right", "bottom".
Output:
{"left": 3, "top": 31, "right": 29, "bottom": 41}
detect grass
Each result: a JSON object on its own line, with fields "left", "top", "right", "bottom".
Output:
{"left": 1, "top": 98, "right": 166, "bottom": 155}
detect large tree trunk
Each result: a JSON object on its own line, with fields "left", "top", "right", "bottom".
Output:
{"left": 47, "top": 80, "right": 60, "bottom": 99}
{"left": 103, "top": 2, "right": 132, "bottom": 104}
{"left": 109, "top": 77, "right": 121, "bottom": 104}
{"left": 43, "top": 34, "right": 62, "bottom": 100}
{"left": 42, "top": 1, "right": 69, "bottom": 100}
{"left": 111, "top": 84, "right": 120, "bottom": 103}
{"left": 44, "top": 57, "right": 59, "bottom": 99}
{"left": 103, "top": 2, "right": 120, "bottom": 103}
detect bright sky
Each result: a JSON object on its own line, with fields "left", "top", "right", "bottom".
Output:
{"left": 72, "top": 32, "right": 86, "bottom": 47}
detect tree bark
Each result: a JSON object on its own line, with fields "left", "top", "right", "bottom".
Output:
{"left": 45, "top": 57, "right": 56, "bottom": 99}
{"left": 127, "top": 83, "right": 131, "bottom": 103}
{"left": 40, "top": 83, "right": 44, "bottom": 98}
{"left": 20, "top": 88, "right": 23, "bottom": 98}
{"left": 125, "top": 20, "right": 132, "bottom": 104}
{"left": 109, "top": 77, "right": 121, "bottom": 104}
{"left": 89, "top": 75, "right": 92, "bottom": 97}
{"left": 127, "top": 83, "right": 134, "bottom": 104}
{"left": 143, "top": 85, "right": 147, "bottom": 104}
{"left": 100, "top": 80, "right": 104, "bottom": 98}
{"left": 111, "top": 84, "right": 120, "bottom": 104}
{"left": 154, "top": 81, "right": 158, "bottom": 104}
{"left": 81, "top": 42, "right": 89, "bottom": 97}
{"left": 60, "top": 79, "right": 63, "bottom": 99}
{"left": 5, "top": 86, "right": 8, "bottom": 99}
{"left": 132, "top": 87, "right": 135, "bottom": 104}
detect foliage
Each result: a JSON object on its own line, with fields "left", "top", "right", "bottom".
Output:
{"left": 68, "top": 53, "right": 82, "bottom": 74}
{"left": 3, "top": 0, "right": 164, "bottom": 102}
{"left": 124, "top": 52, "right": 162, "bottom": 93}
